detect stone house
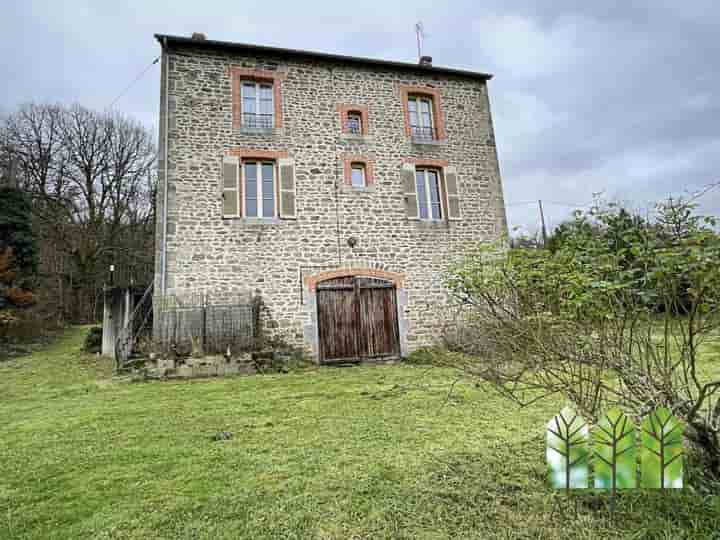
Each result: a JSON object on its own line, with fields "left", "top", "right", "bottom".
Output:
{"left": 154, "top": 33, "right": 507, "bottom": 363}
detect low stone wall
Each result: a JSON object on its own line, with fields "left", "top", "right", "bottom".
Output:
{"left": 135, "top": 348, "right": 397, "bottom": 381}
{"left": 145, "top": 353, "right": 257, "bottom": 379}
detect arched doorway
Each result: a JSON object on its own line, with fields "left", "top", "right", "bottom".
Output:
{"left": 316, "top": 276, "right": 400, "bottom": 363}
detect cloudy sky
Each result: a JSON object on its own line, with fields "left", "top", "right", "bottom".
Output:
{"left": 3, "top": 1, "right": 719, "bottom": 233}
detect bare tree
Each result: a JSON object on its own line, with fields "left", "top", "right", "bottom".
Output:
{"left": 2, "top": 103, "right": 156, "bottom": 322}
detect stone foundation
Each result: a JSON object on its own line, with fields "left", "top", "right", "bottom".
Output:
{"left": 144, "top": 353, "right": 256, "bottom": 379}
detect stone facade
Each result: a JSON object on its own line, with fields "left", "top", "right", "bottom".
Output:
{"left": 154, "top": 35, "right": 507, "bottom": 360}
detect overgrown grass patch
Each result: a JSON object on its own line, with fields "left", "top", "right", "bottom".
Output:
{"left": 1, "top": 327, "right": 719, "bottom": 539}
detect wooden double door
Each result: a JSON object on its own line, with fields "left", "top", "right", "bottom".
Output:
{"left": 317, "top": 276, "right": 400, "bottom": 363}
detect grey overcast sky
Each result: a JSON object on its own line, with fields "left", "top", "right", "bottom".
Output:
{"left": 2, "top": 1, "right": 719, "bottom": 232}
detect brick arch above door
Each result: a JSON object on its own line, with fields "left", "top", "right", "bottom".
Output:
{"left": 305, "top": 267, "right": 405, "bottom": 291}
{"left": 302, "top": 267, "right": 409, "bottom": 361}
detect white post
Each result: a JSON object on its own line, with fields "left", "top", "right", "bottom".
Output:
{"left": 101, "top": 287, "right": 115, "bottom": 358}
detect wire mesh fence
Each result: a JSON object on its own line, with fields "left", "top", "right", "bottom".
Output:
{"left": 153, "top": 292, "right": 260, "bottom": 356}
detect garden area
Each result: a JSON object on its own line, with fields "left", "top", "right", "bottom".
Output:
{"left": 1, "top": 327, "right": 720, "bottom": 539}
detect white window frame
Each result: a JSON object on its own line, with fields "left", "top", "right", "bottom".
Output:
{"left": 350, "top": 163, "right": 366, "bottom": 188}
{"left": 241, "top": 81, "right": 274, "bottom": 128}
{"left": 408, "top": 96, "right": 435, "bottom": 137}
{"left": 242, "top": 160, "right": 277, "bottom": 218}
{"left": 415, "top": 168, "right": 443, "bottom": 221}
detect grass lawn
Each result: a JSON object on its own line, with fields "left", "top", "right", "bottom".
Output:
{"left": 1, "top": 327, "right": 720, "bottom": 539}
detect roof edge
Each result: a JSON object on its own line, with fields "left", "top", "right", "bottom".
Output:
{"left": 154, "top": 34, "right": 493, "bottom": 81}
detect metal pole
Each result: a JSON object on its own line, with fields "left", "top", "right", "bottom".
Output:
{"left": 538, "top": 200, "right": 548, "bottom": 247}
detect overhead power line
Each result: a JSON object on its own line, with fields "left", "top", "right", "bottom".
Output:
{"left": 107, "top": 56, "right": 160, "bottom": 110}
{"left": 687, "top": 180, "right": 720, "bottom": 203}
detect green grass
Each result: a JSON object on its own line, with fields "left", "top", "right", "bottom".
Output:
{"left": 1, "top": 328, "right": 719, "bottom": 539}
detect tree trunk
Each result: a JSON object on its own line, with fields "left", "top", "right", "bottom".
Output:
{"left": 686, "top": 421, "right": 720, "bottom": 481}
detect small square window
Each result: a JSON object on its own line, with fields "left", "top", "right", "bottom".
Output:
{"left": 347, "top": 112, "right": 362, "bottom": 134}
{"left": 351, "top": 163, "right": 366, "bottom": 188}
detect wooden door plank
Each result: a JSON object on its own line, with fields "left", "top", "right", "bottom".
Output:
{"left": 317, "top": 276, "right": 399, "bottom": 363}
{"left": 358, "top": 285, "right": 400, "bottom": 359}
{"left": 317, "top": 284, "right": 359, "bottom": 362}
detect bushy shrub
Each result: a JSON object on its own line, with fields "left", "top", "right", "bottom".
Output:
{"left": 445, "top": 198, "right": 720, "bottom": 480}
{"left": 405, "top": 347, "right": 444, "bottom": 365}
{"left": 83, "top": 326, "right": 103, "bottom": 354}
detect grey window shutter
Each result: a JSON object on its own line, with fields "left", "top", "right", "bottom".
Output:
{"left": 444, "top": 166, "right": 461, "bottom": 220}
{"left": 278, "top": 157, "right": 296, "bottom": 219}
{"left": 401, "top": 162, "right": 418, "bottom": 219}
{"left": 222, "top": 156, "right": 240, "bottom": 217}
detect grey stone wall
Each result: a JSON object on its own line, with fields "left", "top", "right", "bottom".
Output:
{"left": 156, "top": 41, "right": 507, "bottom": 356}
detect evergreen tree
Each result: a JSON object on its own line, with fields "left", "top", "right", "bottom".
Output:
{"left": 0, "top": 187, "right": 37, "bottom": 289}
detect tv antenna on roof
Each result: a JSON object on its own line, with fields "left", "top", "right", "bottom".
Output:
{"left": 415, "top": 22, "right": 425, "bottom": 61}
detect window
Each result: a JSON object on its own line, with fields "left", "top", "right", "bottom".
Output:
{"left": 408, "top": 96, "right": 435, "bottom": 140}
{"left": 343, "top": 156, "right": 373, "bottom": 187}
{"left": 415, "top": 168, "right": 442, "bottom": 220}
{"left": 242, "top": 81, "right": 274, "bottom": 129}
{"left": 337, "top": 104, "right": 369, "bottom": 135}
{"left": 399, "top": 85, "right": 446, "bottom": 141}
{"left": 347, "top": 112, "right": 363, "bottom": 134}
{"left": 231, "top": 67, "right": 285, "bottom": 130}
{"left": 244, "top": 161, "right": 276, "bottom": 218}
{"left": 350, "top": 163, "right": 366, "bottom": 188}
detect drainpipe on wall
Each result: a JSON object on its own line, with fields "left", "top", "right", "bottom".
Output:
{"left": 160, "top": 36, "right": 170, "bottom": 295}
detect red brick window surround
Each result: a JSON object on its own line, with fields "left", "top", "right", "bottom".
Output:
{"left": 337, "top": 104, "right": 369, "bottom": 135}
{"left": 402, "top": 157, "right": 449, "bottom": 168}
{"left": 398, "top": 85, "right": 447, "bottom": 140}
{"left": 228, "top": 149, "right": 289, "bottom": 160}
{"left": 230, "top": 66, "right": 287, "bottom": 129}
{"left": 342, "top": 154, "right": 374, "bottom": 187}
